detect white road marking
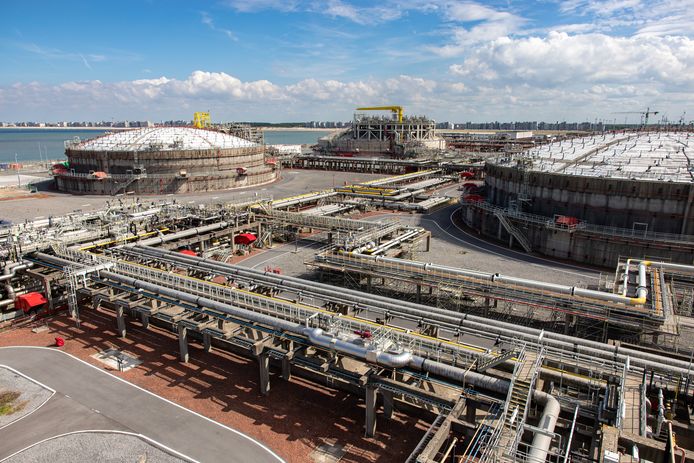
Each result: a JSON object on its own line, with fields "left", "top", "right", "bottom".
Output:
{"left": 0, "top": 364, "right": 56, "bottom": 431}
{"left": 0, "top": 346, "right": 285, "bottom": 463}
{"left": 0, "top": 429, "right": 199, "bottom": 463}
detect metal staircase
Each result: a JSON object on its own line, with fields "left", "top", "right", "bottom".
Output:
{"left": 495, "top": 346, "right": 544, "bottom": 461}
{"left": 63, "top": 266, "right": 81, "bottom": 322}
{"left": 494, "top": 210, "right": 532, "bottom": 253}
{"left": 476, "top": 349, "right": 517, "bottom": 373}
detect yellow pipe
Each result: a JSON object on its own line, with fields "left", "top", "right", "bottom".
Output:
{"left": 79, "top": 228, "right": 169, "bottom": 251}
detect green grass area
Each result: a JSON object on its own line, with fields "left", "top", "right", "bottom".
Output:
{"left": 0, "top": 390, "right": 26, "bottom": 416}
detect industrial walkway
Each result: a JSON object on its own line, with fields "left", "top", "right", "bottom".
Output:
{"left": 0, "top": 347, "right": 284, "bottom": 463}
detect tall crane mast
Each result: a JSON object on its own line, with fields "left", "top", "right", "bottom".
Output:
{"left": 612, "top": 107, "right": 659, "bottom": 127}
{"left": 356, "top": 106, "right": 404, "bottom": 123}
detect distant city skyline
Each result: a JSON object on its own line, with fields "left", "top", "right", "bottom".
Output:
{"left": 2, "top": 0, "right": 693, "bottom": 123}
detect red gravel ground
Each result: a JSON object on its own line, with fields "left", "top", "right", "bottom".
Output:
{"left": 0, "top": 309, "right": 427, "bottom": 462}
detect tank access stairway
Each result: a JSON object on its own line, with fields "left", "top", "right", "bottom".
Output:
{"left": 494, "top": 210, "right": 532, "bottom": 253}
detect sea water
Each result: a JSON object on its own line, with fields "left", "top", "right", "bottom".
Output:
{"left": 0, "top": 128, "right": 334, "bottom": 163}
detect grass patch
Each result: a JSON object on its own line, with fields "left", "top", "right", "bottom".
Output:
{"left": 0, "top": 390, "right": 27, "bottom": 416}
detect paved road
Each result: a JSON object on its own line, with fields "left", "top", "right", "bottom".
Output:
{"left": 0, "top": 347, "right": 284, "bottom": 463}
{"left": 423, "top": 204, "right": 601, "bottom": 280}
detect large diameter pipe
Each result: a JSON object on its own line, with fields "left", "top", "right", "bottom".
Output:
{"left": 38, "top": 251, "right": 560, "bottom": 460}
{"left": 527, "top": 391, "right": 560, "bottom": 463}
{"left": 1, "top": 261, "right": 33, "bottom": 300}
{"left": 129, "top": 221, "right": 230, "bottom": 247}
{"left": 129, "top": 246, "right": 694, "bottom": 376}
{"left": 371, "top": 254, "right": 646, "bottom": 305}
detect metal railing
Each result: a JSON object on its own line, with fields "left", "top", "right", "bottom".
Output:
{"left": 463, "top": 200, "right": 694, "bottom": 244}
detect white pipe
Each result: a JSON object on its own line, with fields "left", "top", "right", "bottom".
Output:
{"left": 1, "top": 261, "right": 33, "bottom": 301}
{"left": 129, "top": 246, "right": 694, "bottom": 375}
{"left": 132, "top": 221, "right": 229, "bottom": 247}
{"left": 368, "top": 253, "right": 649, "bottom": 305}
{"left": 528, "top": 391, "right": 561, "bottom": 463}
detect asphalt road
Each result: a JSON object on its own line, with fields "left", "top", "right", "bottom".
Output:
{"left": 0, "top": 347, "right": 284, "bottom": 463}
{"left": 422, "top": 203, "right": 601, "bottom": 280}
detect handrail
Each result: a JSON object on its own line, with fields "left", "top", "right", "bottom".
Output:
{"left": 463, "top": 200, "right": 694, "bottom": 244}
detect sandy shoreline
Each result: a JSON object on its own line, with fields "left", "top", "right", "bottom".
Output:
{"left": 1, "top": 126, "right": 343, "bottom": 132}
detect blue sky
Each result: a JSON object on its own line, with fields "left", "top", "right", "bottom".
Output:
{"left": 1, "top": 0, "right": 693, "bottom": 122}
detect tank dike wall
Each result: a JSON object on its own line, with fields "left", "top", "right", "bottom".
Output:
{"left": 66, "top": 146, "right": 266, "bottom": 176}
{"left": 462, "top": 206, "right": 694, "bottom": 267}
{"left": 55, "top": 169, "right": 277, "bottom": 195}
{"left": 485, "top": 164, "right": 694, "bottom": 235}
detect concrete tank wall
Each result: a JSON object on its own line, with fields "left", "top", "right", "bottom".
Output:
{"left": 59, "top": 145, "right": 275, "bottom": 194}
{"left": 461, "top": 206, "right": 694, "bottom": 267}
{"left": 65, "top": 146, "right": 266, "bottom": 176}
{"left": 485, "top": 164, "right": 694, "bottom": 235}
{"left": 55, "top": 168, "right": 277, "bottom": 195}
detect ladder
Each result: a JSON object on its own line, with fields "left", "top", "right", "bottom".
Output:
{"left": 496, "top": 346, "right": 544, "bottom": 460}
{"left": 63, "top": 266, "right": 81, "bottom": 325}
{"left": 476, "top": 349, "right": 517, "bottom": 373}
{"left": 494, "top": 211, "right": 532, "bottom": 253}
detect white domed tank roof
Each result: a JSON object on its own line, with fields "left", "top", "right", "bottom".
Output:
{"left": 495, "top": 131, "right": 693, "bottom": 183}
{"left": 69, "top": 127, "right": 260, "bottom": 152}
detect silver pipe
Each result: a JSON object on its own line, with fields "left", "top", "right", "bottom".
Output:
{"left": 655, "top": 387, "right": 665, "bottom": 436}
{"left": 132, "top": 221, "right": 229, "bottom": 247}
{"left": 129, "top": 246, "right": 694, "bottom": 376}
{"left": 528, "top": 391, "right": 561, "bottom": 463}
{"left": 1, "top": 261, "right": 33, "bottom": 300}
{"left": 38, "top": 251, "right": 560, "bottom": 460}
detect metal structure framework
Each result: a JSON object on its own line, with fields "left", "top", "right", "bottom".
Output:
{"left": 309, "top": 250, "right": 679, "bottom": 340}
{"left": 32, "top": 240, "right": 693, "bottom": 463}
{"left": 2, "top": 171, "right": 693, "bottom": 463}
{"left": 353, "top": 115, "right": 438, "bottom": 143}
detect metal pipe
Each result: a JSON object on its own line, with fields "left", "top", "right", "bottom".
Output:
{"left": 37, "top": 251, "right": 561, "bottom": 461}
{"left": 655, "top": 387, "right": 665, "bottom": 436}
{"left": 528, "top": 390, "right": 561, "bottom": 463}
{"left": 369, "top": 254, "right": 648, "bottom": 305}
{"left": 131, "top": 221, "right": 229, "bottom": 247}
{"left": 1, "top": 261, "right": 33, "bottom": 301}
{"left": 129, "top": 246, "right": 694, "bottom": 376}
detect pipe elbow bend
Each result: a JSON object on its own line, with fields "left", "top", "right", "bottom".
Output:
{"left": 631, "top": 296, "right": 647, "bottom": 305}
{"left": 375, "top": 350, "right": 412, "bottom": 368}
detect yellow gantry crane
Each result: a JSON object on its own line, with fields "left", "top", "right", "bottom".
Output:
{"left": 356, "top": 106, "right": 404, "bottom": 123}
{"left": 193, "top": 112, "right": 211, "bottom": 129}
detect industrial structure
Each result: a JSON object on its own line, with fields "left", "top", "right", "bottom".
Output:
{"left": 317, "top": 106, "right": 446, "bottom": 157}
{"left": 462, "top": 131, "right": 694, "bottom": 266}
{"left": 53, "top": 127, "right": 278, "bottom": 194}
{"left": 2, "top": 164, "right": 694, "bottom": 462}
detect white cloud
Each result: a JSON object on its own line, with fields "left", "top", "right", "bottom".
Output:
{"left": 558, "top": 0, "right": 694, "bottom": 37}
{"left": 201, "top": 12, "right": 237, "bottom": 41}
{"left": 0, "top": 71, "right": 449, "bottom": 121}
{"left": 221, "top": 0, "right": 299, "bottom": 13}
{"left": 429, "top": 2, "right": 526, "bottom": 56}
{"left": 449, "top": 32, "right": 694, "bottom": 87}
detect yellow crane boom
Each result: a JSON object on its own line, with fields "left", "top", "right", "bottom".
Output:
{"left": 356, "top": 106, "right": 404, "bottom": 123}
{"left": 193, "top": 112, "right": 211, "bottom": 129}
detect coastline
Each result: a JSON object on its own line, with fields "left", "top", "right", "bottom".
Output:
{"left": 0, "top": 127, "right": 128, "bottom": 131}
{"left": 1, "top": 126, "right": 344, "bottom": 132}
{"left": 261, "top": 127, "right": 343, "bottom": 132}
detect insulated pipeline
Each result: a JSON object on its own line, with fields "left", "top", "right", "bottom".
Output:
{"left": 130, "top": 246, "right": 694, "bottom": 376}
{"left": 34, "top": 250, "right": 563, "bottom": 461}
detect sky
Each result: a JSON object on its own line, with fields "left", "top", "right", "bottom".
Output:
{"left": 1, "top": 0, "right": 693, "bottom": 123}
